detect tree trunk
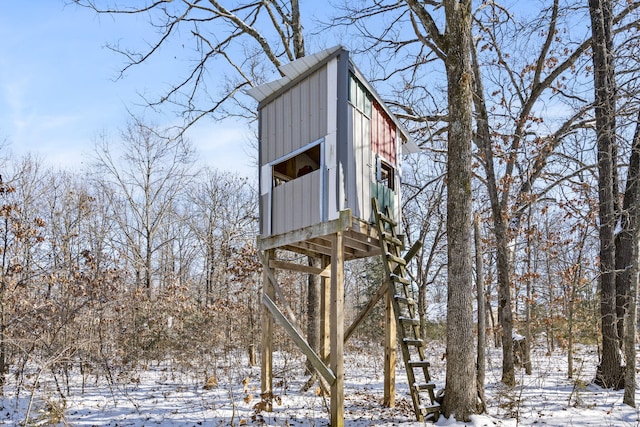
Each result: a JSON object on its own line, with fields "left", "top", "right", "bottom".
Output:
{"left": 486, "top": 289, "right": 499, "bottom": 348}
{"left": 471, "top": 38, "right": 514, "bottom": 385}
{"left": 615, "top": 112, "right": 640, "bottom": 345}
{"left": 441, "top": 0, "right": 477, "bottom": 420}
{"left": 623, "top": 116, "right": 640, "bottom": 405}
{"left": 623, "top": 185, "right": 639, "bottom": 406}
{"left": 568, "top": 217, "right": 588, "bottom": 379}
{"left": 589, "top": 0, "right": 624, "bottom": 389}
{"left": 496, "top": 221, "right": 516, "bottom": 385}
{"left": 474, "top": 213, "right": 487, "bottom": 413}
{"left": 291, "top": 0, "right": 305, "bottom": 59}
{"left": 523, "top": 214, "right": 533, "bottom": 376}
{"left": 568, "top": 279, "right": 574, "bottom": 379}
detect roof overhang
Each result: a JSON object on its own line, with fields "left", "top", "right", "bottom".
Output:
{"left": 245, "top": 45, "right": 345, "bottom": 105}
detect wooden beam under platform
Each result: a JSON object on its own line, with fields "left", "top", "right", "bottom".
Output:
{"left": 258, "top": 210, "right": 352, "bottom": 252}
{"left": 269, "top": 259, "right": 332, "bottom": 277}
{"left": 257, "top": 209, "right": 384, "bottom": 261}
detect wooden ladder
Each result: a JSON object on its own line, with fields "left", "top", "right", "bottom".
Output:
{"left": 372, "top": 198, "right": 440, "bottom": 422}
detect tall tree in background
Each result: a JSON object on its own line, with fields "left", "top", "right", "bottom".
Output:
{"left": 623, "top": 133, "right": 640, "bottom": 405}
{"left": 588, "top": 0, "right": 624, "bottom": 389}
{"left": 92, "top": 119, "right": 195, "bottom": 296}
{"left": 188, "top": 168, "right": 255, "bottom": 305}
{"left": 406, "top": 0, "right": 477, "bottom": 420}
{"left": 471, "top": 0, "right": 601, "bottom": 385}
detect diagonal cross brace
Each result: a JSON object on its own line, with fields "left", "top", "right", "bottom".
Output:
{"left": 262, "top": 293, "right": 337, "bottom": 386}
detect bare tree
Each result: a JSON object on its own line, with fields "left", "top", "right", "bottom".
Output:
{"left": 589, "top": 0, "right": 623, "bottom": 388}
{"left": 330, "top": 0, "right": 610, "bottom": 387}
{"left": 72, "top": 0, "right": 307, "bottom": 126}
{"left": 474, "top": 212, "right": 487, "bottom": 412}
{"left": 623, "top": 139, "right": 640, "bottom": 405}
{"left": 469, "top": 0, "right": 603, "bottom": 385}
{"left": 71, "top": 0, "right": 325, "bottom": 371}
{"left": 92, "top": 118, "right": 196, "bottom": 296}
{"left": 187, "top": 168, "right": 256, "bottom": 305}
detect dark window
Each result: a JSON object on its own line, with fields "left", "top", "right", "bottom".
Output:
{"left": 273, "top": 144, "right": 321, "bottom": 186}
{"left": 377, "top": 159, "right": 395, "bottom": 191}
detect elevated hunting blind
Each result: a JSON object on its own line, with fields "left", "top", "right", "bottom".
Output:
{"left": 248, "top": 45, "right": 418, "bottom": 250}
{"left": 248, "top": 46, "right": 438, "bottom": 426}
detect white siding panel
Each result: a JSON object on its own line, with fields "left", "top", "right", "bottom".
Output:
{"left": 283, "top": 92, "right": 293, "bottom": 157}
{"left": 348, "top": 107, "right": 372, "bottom": 222}
{"left": 301, "top": 74, "right": 311, "bottom": 144}
{"left": 291, "top": 83, "right": 302, "bottom": 153}
{"left": 260, "top": 107, "right": 268, "bottom": 162}
{"left": 268, "top": 103, "right": 277, "bottom": 163}
{"left": 271, "top": 170, "right": 322, "bottom": 235}
{"left": 260, "top": 193, "right": 270, "bottom": 236}
{"left": 260, "top": 66, "right": 330, "bottom": 167}
{"left": 274, "top": 97, "right": 284, "bottom": 161}
{"left": 293, "top": 175, "right": 303, "bottom": 230}
{"left": 317, "top": 66, "right": 328, "bottom": 137}
{"left": 362, "top": 113, "right": 372, "bottom": 222}
{"left": 325, "top": 58, "right": 338, "bottom": 221}
{"left": 312, "top": 73, "right": 320, "bottom": 140}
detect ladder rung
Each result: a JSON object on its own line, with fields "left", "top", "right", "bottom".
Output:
{"left": 419, "top": 404, "right": 441, "bottom": 414}
{"left": 414, "top": 382, "right": 436, "bottom": 391}
{"left": 386, "top": 253, "right": 406, "bottom": 265}
{"left": 399, "top": 316, "right": 420, "bottom": 326}
{"left": 390, "top": 274, "right": 411, "bottom": 285}
{"left": 408, "top": 360, "right": 431, "bottom": 369}
{"left": 377, "top": 212, "right": 397, "bottom": 226}
{"left": 395, "top": 295, "right": 415, "bottom": 305}
{"left": 403, "top": 338, "right": 424, "bottom": 346}
{"left": 382, "top": 231, "right": 402, "bottom": 246}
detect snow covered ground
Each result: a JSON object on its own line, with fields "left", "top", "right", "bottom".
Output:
{"left": 2, "top": 342, "right": 640, "bottom": 426}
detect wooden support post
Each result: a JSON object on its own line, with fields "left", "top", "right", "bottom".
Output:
{"left": 384, "top": 290, "right": 396, "bottom": 407}
{"left": 320, "top": 255, "right": 331, "bottom": 360}
{"left": 330, "top": 233, "right": 345, "bottom": 426}
{"left": 261, "top": 249, "right": 274, "bottom": 408}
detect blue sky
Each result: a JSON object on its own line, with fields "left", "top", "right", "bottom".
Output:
{"left": 0, "top": 1, "right": 256, "bottom": 176}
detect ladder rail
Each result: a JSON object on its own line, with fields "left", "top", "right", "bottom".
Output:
{"left": 372, "top": 197, "right": 440, "bottom": 421}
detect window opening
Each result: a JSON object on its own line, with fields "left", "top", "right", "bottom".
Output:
{"left": 377, "top": 158, "right": 395, "bottom": 191}
{"left": 273, "top": 144, "right": 321, "bottom": 186}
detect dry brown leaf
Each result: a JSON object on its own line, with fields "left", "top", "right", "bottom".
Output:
{"left": 203, "top": 376, "right": 218, "bottom": 390}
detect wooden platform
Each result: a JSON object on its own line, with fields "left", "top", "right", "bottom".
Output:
{"left": 257, "top": 209, "right": 383, "bottom": 261}
{"left": 258, "top": 207, "right": 410, "bottom": 427}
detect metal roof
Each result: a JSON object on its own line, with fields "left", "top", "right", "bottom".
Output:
{"left": 245, "top": 45, "right": 344, "bottom": 103}
{"left": 245, "top": 45, "right": 421, "bottom": 154}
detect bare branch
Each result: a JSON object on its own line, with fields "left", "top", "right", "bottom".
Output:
{"left": 405, "top": 0, "right": 447, "bottom": 55}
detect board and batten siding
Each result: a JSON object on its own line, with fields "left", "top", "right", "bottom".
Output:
{"left": 347, "top": 104, "right": 374, "bottom": 223}
{"left": 271, "top": 169, "right": 323, "bottom": 235}
{"left": 260, "top": 66, "right": 328, "bottom": 165}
